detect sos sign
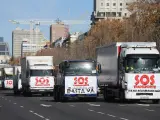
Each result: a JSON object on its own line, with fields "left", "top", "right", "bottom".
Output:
{"left": 7, "top": 80, "right": 13, "bottom": 85}
{"left": 35, "top": 77, "right": 50, "bottom": 86}
{"left": 74, "top": 77, "right": 89, "bottom": 86}
{"left": 134, "top": 75, "right": 156, "bottom": 89}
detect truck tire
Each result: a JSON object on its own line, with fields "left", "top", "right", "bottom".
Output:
{"left": 59, "top": 87, "right": 68, "bottom": 102}
{"left": 119, "top": 90, "right": 126, "bottom": 103}
{"left": 152, "top": 99, "right": 159, "bottom": 104}
{"left": 103, "top": 87, "right": 114, "bottom": 102}
{"left": 54, "top": 86, "right": 60, "bottom": 102}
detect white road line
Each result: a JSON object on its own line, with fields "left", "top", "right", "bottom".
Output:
{"left": 88, "top": 109, "right": 95, "bottom": 112}
{"left": 14, "top": 103, "right": 17, "bottom": 105}
{"left": 33, "top": 113, "right": 45, "bottom": 118}
{"left": 70, "top": 105, "right": 75, "bottom": 107}
{"left": 120, "top": 117, "right": 129, "bottom": 120}
{"left": 97, "top": 112, "right": 105, "bottom": 115}
{"left": 107, "top": 114, "right": 116, "bottom": 117}
{"left": 136, "top": 104, "right": 150, "bottom": 106}
{"left": 29, "top": 110, "right": 34, "bottom": 113}
{"left": 145, "top": 109, "right": 155, "bottom": 112}
{"left": 87, "top": 103, "right": 100, "bottom": 107}
{"left": 20, "top": 106, "right": 24, "bottom": 108}
{"left": 40, "top": 104, "right": 52, "bottom": 107}
{"left": 45, "top": 119, "right": 50, "bottom": 120}
{"left": 0, "top": 106, "right": 2, "bottom": 107}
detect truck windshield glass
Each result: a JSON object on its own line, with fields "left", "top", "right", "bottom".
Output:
{"left": 125, "top": 54, "right": 159, "bottom": 73}
{"left": 64, "top": 61, "right": 97, "bottom": 75}
{"left": 30, "top": 70, "right": 53, "bottom": 76}
{"left": 5, "top": 75, "right": 13, "bottom": 79}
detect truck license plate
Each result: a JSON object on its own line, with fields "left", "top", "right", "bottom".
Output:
{"left": 140, "top": 96, "right": 149, "bottom": 99}
{"left": 39, "top": 90, "right": 45, "bottom": 91}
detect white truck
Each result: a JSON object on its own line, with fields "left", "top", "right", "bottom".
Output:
{"left": 13, "top": 66, "right": 22, "bottom": 95}
{"left": 54, "top": 60, "right": 101, "bottom": 102}
{"left": 3, "top": 67, "right": 14, "bottom": 89}
{"left": 21, "top": 56, "right": 55, "bottom": 96}
{"left": 96, "top": 42, "right": 160, "bottom": 104}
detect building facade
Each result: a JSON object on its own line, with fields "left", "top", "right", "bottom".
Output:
{"left": 0, "top": 37, "right": 10, "bottom": 56}
{"left": 50, "top": 24, "right": 69, "bottom": 44}
{"left": 12, "top": 28, "right": 45, "bottom": 57}
{"left": 91, "top": 0, "right": 135, "bottom": 22}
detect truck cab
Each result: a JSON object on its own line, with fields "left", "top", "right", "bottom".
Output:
{"left": 54, "top": 60, "right": 101, "bottom": 102}
{"left": 21, "top": 56, "right": 55, "bottom": 96}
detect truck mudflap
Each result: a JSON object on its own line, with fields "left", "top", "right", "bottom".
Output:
{"left": 64, "top": 76, "right": 98, "bottom": 96}
{"left": 125, "top": 73, "right": 160, "bottom": 99}
{"left": 4, "top": 79, "right": 14, "bottom": 89}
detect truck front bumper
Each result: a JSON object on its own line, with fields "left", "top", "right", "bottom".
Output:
{"left": 125, "top": 90, "right": 160, "bottom": 99}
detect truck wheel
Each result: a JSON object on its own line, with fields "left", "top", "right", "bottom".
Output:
{"left": 119, "top": 90, "right": 126, "bottom": 103}
{"left": 152, "top": 99, "right": 159, "bottom": 104}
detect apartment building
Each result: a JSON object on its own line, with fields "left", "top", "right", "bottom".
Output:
{"left": 12, "top": 28, "right": 44, "bottom": 57}
{"left": 91, "top": 0, "right": 135, "bottom": 22}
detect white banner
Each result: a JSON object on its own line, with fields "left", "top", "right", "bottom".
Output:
{"left": 65, "top": 76, "right": 97, "bottom": 94}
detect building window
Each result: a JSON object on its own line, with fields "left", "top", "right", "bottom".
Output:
{"left": 120, "top": 8, "right": 122, "bottom": 11}
{"left": 125, "top": 13, "right": 127, "bottom": 16}
{"left": 101, "top": 3, "right": 103, "bottom": 6}
{"left": 106, "top": 3, "right": 109, "bottom": 6}
{"left": 120, "top": 3, "right": 122, "bottom": 6}
{"left": 113, "top": 3, "right": 116, "bottom": 6}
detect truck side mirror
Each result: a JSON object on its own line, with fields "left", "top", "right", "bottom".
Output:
{"left": 97, "top": 64, "right": 102, "bottom": 73}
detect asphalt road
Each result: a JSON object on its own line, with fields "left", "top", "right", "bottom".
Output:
{"left": 0, "top": 90, "right": 160, "bottom": 120}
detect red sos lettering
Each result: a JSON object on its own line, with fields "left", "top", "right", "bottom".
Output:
{"left": 7, "top": 80, "right": 13, "bottom": 85}
{"left": 35, "top": 77, "right": 50, "bottom": 86}
{"left": 135, "top": 75, "right": 155, "bottom": 85}
{"left": 74, "top": 77, "right": 89, "bottom": 86}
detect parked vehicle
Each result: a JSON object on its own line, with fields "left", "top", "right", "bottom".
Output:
{"left": 96, "top": 42, "right": 160, "bottom": 104}
{"left": 21, "top": 56, "right": 55, "bottom": 96}
{"left": 54, "top": 60, "right": 101, "bottom": 102}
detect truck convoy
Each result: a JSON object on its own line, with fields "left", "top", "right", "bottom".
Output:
{"left": 54, "top": 60, "right": 100, "bottom": 102}
{"left": 96, "top": 42, "right": 160, "bottom": 104}
{"left": 13, "top": 66, "right": 22, "bottom": 95}
{"left": 3, "top": 67, "right": 14, "bottom": 89}
{"left": 21, "top": 56, "right": 55, "bottom": 96}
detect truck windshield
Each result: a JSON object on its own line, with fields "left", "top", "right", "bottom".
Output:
{"left": 30, "top": 70, "right": 53, "bottom": 76}
{"left": 64, "top": 61, "right": 97, "bottom": 75}
{"left": 125, "top": 54, "right": 159, "bottom": 73}
{"left": 5, "top": 75, "right": 13, "bottom": 79}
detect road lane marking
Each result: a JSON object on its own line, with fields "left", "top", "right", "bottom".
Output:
{"left": 29, "top": 110, "right": 34, "bottom": 113}
{"left": 88, "top": 109, "right": 95, "bottom": 112}
{"left": 97, "top": 112, "right": 105, "bottom": 115}
{"left": 136, "top": 104, "right": 150, "bottom": 106}
{"left": 120, "top": 117, "right": 129, "bottom": 120}
{"left": 40, "top": 104, "right": 52, "bottom": 107}
{"left": 20, "top": 106, "right": 24, "bottom": 108}
{"left": 70, "top": 105, "right": 75, "bottom": 107}
{"left": 14, "top": 103, "right": 17, "bottom": 105}
{"left": 145, "top": 109, "right": 154, "bottom": 112}
{"left": 45, "top": 119, "right": 50, "bottom": 120}
{"left": 87, "top": 103, "right": 100, "bottom": 107}
{"left": 33, "top": 113, "right": 45, "bottom": 118}
{"left": 107, "top": 114, "right": 116, "bottom": 117}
